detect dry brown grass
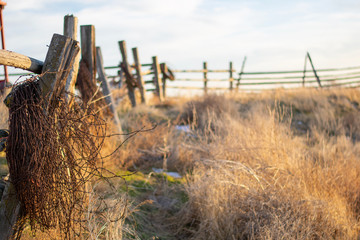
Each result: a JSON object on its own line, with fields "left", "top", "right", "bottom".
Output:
{"left": 173, "top": 90, "right": 360, "bottom": 239}
{"left": 2, "top": 87, "right": 360, "bottom": 239}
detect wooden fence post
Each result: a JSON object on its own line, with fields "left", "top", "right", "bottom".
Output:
{"left": 40, "top": 34, "right": 81, "bottom": 109}
{"left": 229, "top": 61, "right": 233, "bottom": 91}
{"left": 307, "top": 52, "right": 322, "bottom": 88}
{"left": 132, "top": 47, "right": 147, "bottom": 104}
{"left": 0, "top": 33, "right": 80, "bottom": 240}
{"left": 152, "top": 56, "right": 163, "bottom": 102}
{"left": 80, "top": 25, "right": 96, "bottom": 83}
{"left": 63, "top": 15, "right": 80, "bottom": 104}
{"left": 96, "top": 47, "right": 122, "bottom": 133}
{"left": 118, "top": 40, "right": 136, "bottom": 107}
{"left": 236, "top": 56, "right": 247, "bottom": 90}
{"left": 160, "top": 63, "right": 167, "bottom": 98}
{"left": 203, "top": 62, "right": 208, "bottom": 94}
{"left": 302, "top": 54, "right": 308, "bottom": 87}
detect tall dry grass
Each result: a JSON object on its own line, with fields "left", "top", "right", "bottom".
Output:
{"left": 3, "top": 87, "right": 360, "bottom": 239}
{"left": 174, "top": 90, "right": 360, "bottom": 239}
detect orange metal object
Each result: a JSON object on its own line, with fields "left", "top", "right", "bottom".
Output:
{"left": 0, "top": 1, "right": 7, "bottom": 92}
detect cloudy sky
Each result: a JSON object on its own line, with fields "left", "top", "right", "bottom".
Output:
{"left": 4, "top": 0, "right": 360, "bottom": 75}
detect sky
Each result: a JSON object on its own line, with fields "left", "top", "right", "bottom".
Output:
{"left": 4, "top": 0, "right": 360, "bottom": 76}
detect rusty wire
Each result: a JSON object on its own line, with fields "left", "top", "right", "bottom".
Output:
{"left": 5, "top": 75, "right": 119, "bottom": 239}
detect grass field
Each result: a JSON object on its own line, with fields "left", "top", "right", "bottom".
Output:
{"left": 1, "top": 88, "right": 360, "bottom": 239}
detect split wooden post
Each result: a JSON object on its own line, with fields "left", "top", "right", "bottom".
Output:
{"left": 229, "top": 61, "right": 233, "bottom": 91}
{"left": 96, "top": 46, "right": 122, "bottom": 133}
{"left": 203, "top": 62, "right": 208, "bottom": 94}
{"left": 152, "top": 56, "right": 163, "bottom": 102}
{"left": 40, "top": 34, "right": 81, "bottom": 109}
{"left": 307, "top": 52, "right": 322, "bottom": 88}
{"left": 0, "top": 33, "right": 80, "bottom": 240}
{"left": 160, "top": 63, "right": 167, "bottom": 98}
{"left": 80, "top": 25, "right": 96, "bottom": 83}
{"left": 63, "top": 15, "right": 80, "bottom": 104}
{"left": 118, "top": 40, "right": 136, "bottom": 107}
{"left": 132, "top": 47, "right": 147, "bottom": 104}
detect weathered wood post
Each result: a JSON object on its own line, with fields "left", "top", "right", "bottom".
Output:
{"left": 236, "top": 56, "right": 247, "bottom": 90}
{"left": 203, "top": 62, "right": 208, "bottom": 94}
{"left": 307, "top": 52, "right": 322, "bottom": 88}
{"left": 40, "top": 35, "right": 81, "bottom": 109}
{"left": 63, "top": 15, "right": 80, "bottom": 104}
{"left": 0, "top": 33, "right": 80, "bottom": 240}
{"left": 302, "top": 53, "right": 308, "bottom": 87}
{"left": 160, "top": 63, "right": 167, "bottom": 98}
{"left": 152, "top": 56, "right": 163, "bottom": 102}
{"left": 229, "top": 61, "right": 233, "bottom": 91}
{"left": 132, "top": 47, "right": 147, "bottom": 104}
{"left": 0, "top": 50, "right": 43, "bottom": 74}
{"left": 118, "top": 40, "right": 136, "bottom": 107}
{"left": 96, "top": 46, "right": 122, "bottom": 133}
{"left": 80, "top": 25, "right": 96, "bottom": 83}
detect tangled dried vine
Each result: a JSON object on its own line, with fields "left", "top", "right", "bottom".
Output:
{"left": 6, "top": 76, "right": 112, "bottom": 239}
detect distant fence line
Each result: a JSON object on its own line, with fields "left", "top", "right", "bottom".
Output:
{"left": 3, "top": 55, "right": 360, "bottom": 96}
{"left": 101, "top": 53, "right": 360, "bottom": 93}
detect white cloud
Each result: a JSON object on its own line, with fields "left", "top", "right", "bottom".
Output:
{"left": 3, "top": 0, "right": 360, "bottom": 77}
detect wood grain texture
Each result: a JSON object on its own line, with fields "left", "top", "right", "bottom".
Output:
{"left": 0, "top": 49, "right": 43, "bottom": 73}
{"left": 80, "top": 25, "right": 96, "bottom": 83}
{"left": 40, "top": 33, "right": 80, "bottom": 109}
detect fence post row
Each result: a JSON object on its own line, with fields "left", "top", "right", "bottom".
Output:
{"left": 96, "top": 46, "right": 122, "bottom": 133}
{"left": 118, "top": 40, "right": 136, "bottom": 107}
{"left": 132, "top": 47, "right": 147, "bottom": 104}
{"left": 63, "top": 15, "right": 80, "bottom": 105}
{"left": 152, "top": 56, "right": 163, "bottom": 102}
{"left": 203, "top": 62, "right": 208, "bottom": 94}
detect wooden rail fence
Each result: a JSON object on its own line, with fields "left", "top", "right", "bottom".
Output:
{"left": 2, "top": 25, "right": 360, "bottom": 105}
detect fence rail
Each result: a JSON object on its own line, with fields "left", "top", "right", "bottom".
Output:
{"left": 3, "top": 53, "right": 360, "bottom": 99}
{"left": 4, "top": 64, "right": 360, "bottom": 90}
